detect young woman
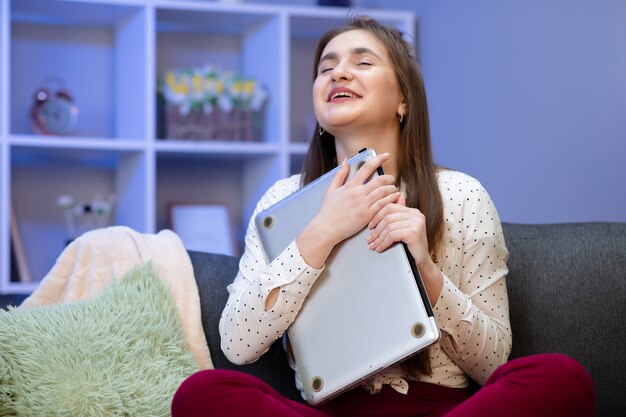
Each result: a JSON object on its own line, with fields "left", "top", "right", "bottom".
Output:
{"left": 172, "top": 16, "right": 595, "bottom": 417}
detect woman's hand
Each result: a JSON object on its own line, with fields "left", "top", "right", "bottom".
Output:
{"left": 318, "top": 153, "right": 399, "bottom": 244}
{"left": 366, "top": 193, "right": 428, "bottom": 264}
{"left": 295, "top": 153, "right": 399, "bottom": 269}
{"left": 269, "top": 153, "right": 399, "bottom": 310}
{"left": 366, "top": 193, "right": 444, "bottom": 302}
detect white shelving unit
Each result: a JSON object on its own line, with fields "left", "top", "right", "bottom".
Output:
{"left": 0, "top": 0, "right": 415, "bottom": 294}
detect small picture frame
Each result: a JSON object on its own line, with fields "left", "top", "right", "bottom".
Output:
{"left": 169, "top": 203, "right": 236, "bottom": 256}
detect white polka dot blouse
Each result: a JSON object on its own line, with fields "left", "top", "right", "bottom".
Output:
{"left": 219, "top": 169, "right": 511, "bottom": 395}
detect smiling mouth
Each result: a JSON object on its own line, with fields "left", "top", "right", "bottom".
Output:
{"left": 327, "top": 91, "right": 362, "bottom": 102}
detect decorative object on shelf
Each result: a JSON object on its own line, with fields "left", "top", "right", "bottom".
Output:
{"left": 158, "top": 65, "right": 267, "bottom": 141}
{"left": 56, "top": 193, "right": 117, "bottom": 242}
{"left": 30, "top": 76, "right": 79, "bottom": 136}
{"left": 169, "top": 203, "right": 236, "bottom": 256}
{"left": 10, "top": 206, "right": 31, "bottom": 283}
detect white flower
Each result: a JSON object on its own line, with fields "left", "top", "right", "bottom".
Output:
{"left": 57, "top": 194, "right": 75, "bottom": 209}
{"left": 250, "top": 86, "right": 268, "bottom": 112}
{"left": 218, "top": 95, "right": 233, "bottom": 113}
{"left": 178, "top": 102, "right": 192, "bottom": 117}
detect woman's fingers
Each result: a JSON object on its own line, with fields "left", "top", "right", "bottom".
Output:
{"left": 368, "top": 218, "right": 414, "bottom": 252}
{"left": 367, "top": 210, "right": 404, "bottom": 243}
{"left": 329, "top": 157, "right": 350, "bottom": 189}
{"left": 366, "top": 193, "right": 419, "bottom": 250}
{"left": 368, "top": 188, "right": 401, "bottom": 215}
{"left": 369, "top": 200, "right": 392, "bottom": 231}
{"left": 363, "top": 174, "right": 396, "bottom": 195}
{"left": 352, "top": 153, "right": 391, "bottom": 184}
{"left": 369, "top": 192, "right": 405, "bottom": 228}
{"left": 316, "top": 153, "right": 399, "bottom": 244}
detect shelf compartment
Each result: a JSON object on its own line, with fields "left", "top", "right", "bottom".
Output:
{"left": 156, "top": 152, "right": 282, "bottom": 254}
{"left": 9, "top": 0, "right": 147, "bottom": 140}
{"left": 10, "top": 145, "right": 149, "bottom": 285}
{"left": 155, "top": 6, "right": 283, "bottom": 144}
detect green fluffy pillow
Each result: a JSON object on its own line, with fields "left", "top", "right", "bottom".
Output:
{"left": 0, "top": 263, "right": 199, "bottom": 417}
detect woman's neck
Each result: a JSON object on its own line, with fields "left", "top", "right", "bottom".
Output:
{"left": 333, "top": 129, "right": 400, "bottom": 179}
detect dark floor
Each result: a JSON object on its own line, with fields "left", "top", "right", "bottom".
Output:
{"left": 0, "top": 294, "right": 29, "bottom": 310}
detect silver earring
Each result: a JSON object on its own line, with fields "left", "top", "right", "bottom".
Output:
{"left": 319, "top": 126, "right": 325, "bottom": 136}
{"left": 399, "top": 113, "right": 404, "bottom": 123}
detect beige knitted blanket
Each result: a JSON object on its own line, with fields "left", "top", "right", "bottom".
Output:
{"left": 21, "top": 225, "right": 213, "bottom": 370}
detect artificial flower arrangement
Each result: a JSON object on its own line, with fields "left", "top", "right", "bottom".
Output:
{"left": 158, "top": 65, "right": 268, "bottom": 141}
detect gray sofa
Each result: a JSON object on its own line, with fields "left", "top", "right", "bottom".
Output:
{"left": 190, "top": 222, "right": 626, "bottom": 417}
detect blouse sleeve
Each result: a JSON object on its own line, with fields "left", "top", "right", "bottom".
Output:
{"left": 433, "top": 180, "right": 512, "bottom": 385}
{"left": 219, "top": 179, "right": 324, "bottom": 365}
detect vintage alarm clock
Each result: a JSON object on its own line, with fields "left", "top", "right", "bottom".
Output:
{"left": 30, "top": 78, "right": 79, "bottom": 135}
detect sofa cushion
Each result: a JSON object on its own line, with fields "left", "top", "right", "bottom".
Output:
{"left": 503, "top": 222, "right": 626, "bottom": 417}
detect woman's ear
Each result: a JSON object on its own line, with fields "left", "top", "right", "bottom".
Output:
{"left": 397, "top": 101, "right": 407, "bottom": 119}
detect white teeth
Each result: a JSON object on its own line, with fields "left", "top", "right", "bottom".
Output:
{"left": 331, "top": 91, "right": 356, "bottom": 100}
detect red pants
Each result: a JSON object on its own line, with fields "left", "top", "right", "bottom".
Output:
{"left": 172, "top": 353, "right": 595, "bottom": 417}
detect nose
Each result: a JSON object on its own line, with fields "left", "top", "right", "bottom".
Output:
{"left": 330, "top": 62, "right": 353, "bottom": 82}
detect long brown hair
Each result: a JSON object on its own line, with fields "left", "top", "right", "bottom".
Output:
{"left": 301, "top": 16, "right": 444, "bottom": 376}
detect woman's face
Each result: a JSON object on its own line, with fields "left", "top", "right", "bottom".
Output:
{"left": 313, "top": 29, "right": 405, "bottom": 136}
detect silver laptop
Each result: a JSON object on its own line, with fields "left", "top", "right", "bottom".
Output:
{"left": 255, "top": 148, "right": 440, "bottom": 405}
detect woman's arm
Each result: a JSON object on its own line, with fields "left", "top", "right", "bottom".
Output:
{"left": 220, "top": 154, "right": 399, "bottom": 365}
{"left": 219, "top": 177, "right": 325, "bottom": 365}
{"left": 433, "top": 180, "right": 511, "bottom": 384}
{"left": 366, "top": 192, "right": 444, "bottom": 303}
{"left": 264, "top": 155, "right": 398, "bottom": 310}
{"left": 366, "top": 173, "right": 511, "bottom": 384}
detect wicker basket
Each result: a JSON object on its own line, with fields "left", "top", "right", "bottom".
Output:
{"left": 164, "top": 105, "right": 260, "bottom": 141}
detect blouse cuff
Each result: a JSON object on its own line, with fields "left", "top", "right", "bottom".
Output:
{"left": 433, "top": 274, "right": 474, "bottom": 333}
{"left": 259, "top": 241, "right": 324, "bottom": 313}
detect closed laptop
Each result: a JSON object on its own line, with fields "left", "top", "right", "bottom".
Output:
{"left": 255, "top": 148, "right": 440, "bottom": 405}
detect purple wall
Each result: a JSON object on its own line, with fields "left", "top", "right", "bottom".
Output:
{"left": 412, "top": 0, "right": 626, "bottom": 223}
